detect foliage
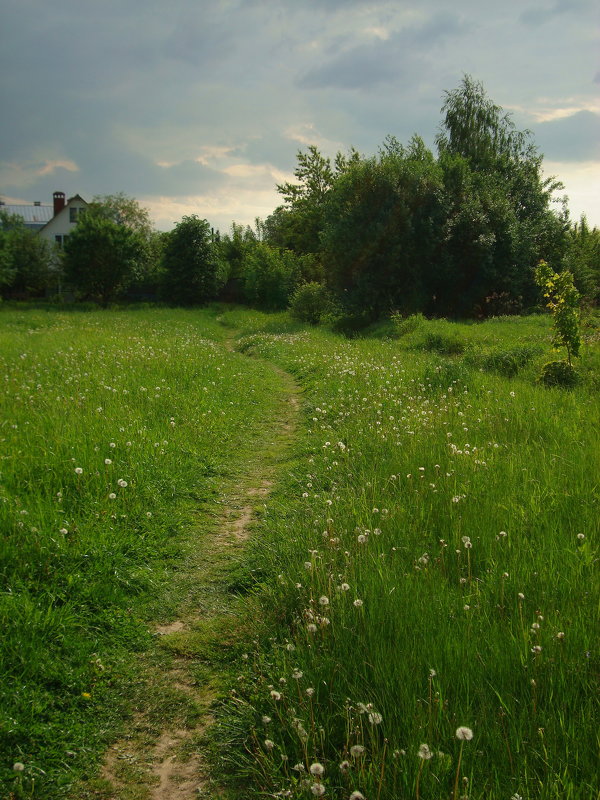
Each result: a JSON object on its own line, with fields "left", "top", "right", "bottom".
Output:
{"left": 539, "top": 359, "right": 580, "bottom": 387}
{"left": 241, "top": 243, "right": 305, "bottom": 310}
{"left": 391, "top": 312, "right": 426, "bottom": 337}
{"left": 88, "top": 193, "right": 163, "bottom": 298}
{"left": 161, "top": 215, "right": 223, "bottom": 305}
{"left": 288, "top": 281, "right": 333, "bottom": 324}
{"left": 562, "top": 215, "right": 600, "bottom": 302}
{"left": 0, "top": 210, "right": 54, "bottom": 298}
{"left": 534, "top": 260, "right": 581, "bottom": 363}
{"left": 63, "top": 214, "right": 145, "bottom": 305}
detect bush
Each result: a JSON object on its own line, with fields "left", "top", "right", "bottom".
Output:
{"left": 467, "top": 344, "right": 542, "bottom": 377}
{"left": 288, "top": 282, "right": 331, "bottom": 324}
{"left": 391, "top": 312, "right": 426, "bottom": 337}
{"left": 422, "top": 330, "right": 467, "bottom": 355}
{"left": 538, "top": 360, "right": 580, "bottom": 388}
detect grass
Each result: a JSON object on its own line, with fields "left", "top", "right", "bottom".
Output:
{"left": 210, "top": 309, "right": 599, "bottom": 799}
{"left": 1, "top": 305, "right": 598, "bottom": 799}
{"left": 0, "top": 306, "right": 288, "bottom": 798}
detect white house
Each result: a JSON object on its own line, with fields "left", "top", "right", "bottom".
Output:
{"left": 37, "top": 192, "right": 88, "bottom": 247}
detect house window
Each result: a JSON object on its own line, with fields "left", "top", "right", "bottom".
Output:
{"left": 55, "top": 235, "right": 63, "bottom": 246}
{"left": 69, "top": 207, "right": 78, "bottom": 223}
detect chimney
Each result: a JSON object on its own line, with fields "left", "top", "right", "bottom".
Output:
{"left": 53, "top": 191, "right": 66, "bottom": 216}
{"left": 34, "top": 201, "right": 41, "bottom": 206}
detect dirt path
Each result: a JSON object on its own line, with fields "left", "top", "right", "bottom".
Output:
{"left": 84, "top": 337, "right": 300, "bottom": 800}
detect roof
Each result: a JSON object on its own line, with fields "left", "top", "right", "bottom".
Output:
{"left": 0, "top": 203, "right": 54, "bottom": 225}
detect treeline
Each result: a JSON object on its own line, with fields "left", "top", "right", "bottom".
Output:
{"left": 1, "top": 78, "right": 598, "bottom": 319}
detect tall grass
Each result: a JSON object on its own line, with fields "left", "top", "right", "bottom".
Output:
{"left": 0, "top": 306, "right": 286, "bottom": 798}
{"left": 214, "top": 311, "right": 599, "bottom": 799}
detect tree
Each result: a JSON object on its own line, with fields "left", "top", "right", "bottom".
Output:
{"left": 63, "top": 214, "right": 144, "bottom": 305}
{"left": 0, "top": 210, "right": 54, "bottom": 298}
{"left": 161, "top": 216, "right": 222, "bottom": 305}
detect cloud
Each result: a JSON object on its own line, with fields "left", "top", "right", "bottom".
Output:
{"left": 519, "top": 0, "right": 589, "bottom": 26}
{"left": 534, "top": 110, "right": 600, "bottom": 162}
{"left": 297, "top": 11, "right": 466, "bottom": 90}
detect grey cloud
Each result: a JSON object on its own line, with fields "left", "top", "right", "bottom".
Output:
{"left": 534, "top": 111, "right": 600, "bottom": 161}
{"left": 297, "top": 11, "right": 466, "bottom": 90}
{"left": 520, "top": 0, "right": 589, "bottom": 25}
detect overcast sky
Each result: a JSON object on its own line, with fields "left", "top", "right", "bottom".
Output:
{"left": 1, "top": 0, "right": 598, "bottom": 232}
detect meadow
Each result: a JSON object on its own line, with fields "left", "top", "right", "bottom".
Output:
{"left": 0, "top": 306, "right": 598, "bottom": 799}
{"left": 213, "top": 309, "right": 599, "bottom": 800}
{"left": 0, "top": 306, "right": 288, "bottom": 798}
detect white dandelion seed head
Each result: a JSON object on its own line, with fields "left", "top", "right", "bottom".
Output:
{"left": 556, "top": 631, "right": 565, "bottom": 640}
{"left": 311, "top": 784, "right": 326, "bottom": 797}
{"left": 309, "top": 763, "right": 325, "bottom": 777}
{"left": 13, "top": 763, "right": 25, "bottom": 772}
{"left": 104, "top": 458, "right": 112, "bottom": 465}
{"left": 417, "top": 744, "right": 432, "bottom": 760}
{"left": 319, "top": 596, "right": 329, "bottom": 606}
{"left": 262, "top": 715, "right": 271, "bottom": 724}
{"left": 264, "top": 739, "right": 275, "bottom": 750}
{"left": 350, "top": 745, "right": 365, "bottom": 758}
{"left": 270, "top": 690, "right": 281, "bottom": 700}
{"left": 339, "top": 760, "right": 351, "bottom": 773}
{"left": 341, "top": 583, "right": 350, "bottom": 591}
{"left": 353, "top": 599, "right": 363, "bottom": 607}
{"left": 349, "top": 792, "right": 365, "bottom": 800}
{"left": 306, "top": 687, "right": 315, "bottom": 697}
{"left": 455, "top": 726, "right": 473, "bottom": 741}
{"left": 108, "top": 493, "right": 116, "bottom": 499}
{"left": 368, "top": 711, "right": 382, "bottom": 724}
{"left": 74, "top": 467, "right": 83, "bottom": 474}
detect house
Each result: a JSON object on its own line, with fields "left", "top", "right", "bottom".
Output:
{"left": 38, "top": 192, "right": 88, "bottom": 248}
{"left": 0, "top": 191, "right": 88, "bottom": 246}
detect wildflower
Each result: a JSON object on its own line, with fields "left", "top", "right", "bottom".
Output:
{"left": 292, "top": 763, "right": 305, "bottom": 772}
{"left": 340, "top": 583, "right": 350, "bottom": 591}
{"left": 311, "top": 785, "right": 326, "bottom": 797}
{"left": 455, "top": 727, "right": 473, "bottom": 741}
{"left": 556, "top": 631, "right": 565, "bottom": 640}
{"left": 118, "top": 479, "right": 128, "bottom": 487}
{"left": 310, "top": 763, "right": 325, "bottom": 777}
{"left": 81, "top": 692, "right": 91, "bottom": 699}
{"left": 108, "top": 493, "right": 117, "bottom": 500}
{"left": 262, "top": 716, "right": 271, "bottom": 724}
{"left": 307, "top": 623, "right": 318, "bottom": 633}
{"left": 350, "top": 745, "right": 365, "bottom": 758}
{"left": 292, "top": 669, "right": 303, "bottom": 680}
{"left": 368, "top": 711, "right": 382, "bottom": 724}
{"left": 74, "top": 467, "right": 83, "bottom": 474}
{"left": 357, "top": 534, "right": 367, "bottom": 543}
{"left": 270, "top": 690, "right": 281, "bottom": 701}
{"left": 104, "top": 458, "right": 112, "bottom": 465}
{"left": 353, "top": 599, "right": 364, "bottom": 608}
{"left": 319, "top": 596, "right": 329, "bottom": 606}
{"left": 518, "top": 592, "right": 525, "bottom": 600}
{"left": 531, "top": 645, "right": 542, "bottom": 654}
{"left": 418, "top": 744, "right": 432, "bottom": 760}
{"left": 349, "top": 793, "right": 365, "bottom": 800}
{"left": 59, "top": 528, "right": 68, "bottom": 535}
{"left": 577, "top": 533, "right": 585, "bottom": 541}
{"left": 109, "top": 442, "right": 116, "bottom": 448}
{"left": 264, "top": 739, "right": 275, "bottom": 750}
{"left": 339, "top": 760, "right": 351, "bottom": 773}
{"left": 306, "top": 687, "right": 315, "bottom": 697}
{"left": 13, "top": 763, "right": 25, "bottom": 772}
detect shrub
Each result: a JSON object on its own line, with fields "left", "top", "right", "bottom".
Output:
{"left": 538, "top": 360, "right": 580, "bottom": 388}
{"left": 468, "top": 344, "right": 542, "bottom": 377}
{"left": 289, "top": 282, "right": 331, "bottom": 324}
{"left": 422, "top": 330, "right": 467, "bottom": 355}
{"left": 391, "top": 312, "right": 426, "bottom": 337}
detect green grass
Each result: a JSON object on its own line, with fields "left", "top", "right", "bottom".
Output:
{"left": 212, "top": 309, "right": 599, "bottom": 799}
{"left": 1, "top": 306, "right": 598, "bottom": 799}
{"left": 0, "top": 306, "right": 287, "bottom": 798}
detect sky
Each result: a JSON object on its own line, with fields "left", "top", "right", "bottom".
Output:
{"left": 1, "top": 0, "right": 598, "bottom": 233}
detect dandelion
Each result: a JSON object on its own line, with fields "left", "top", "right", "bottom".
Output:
{"left": 292, "top": 669, "right": 303, "bottom": 680}
{"left": 577, "top": 533, "right": 585, "bottom": 541}
{"left": 556, "top": 631, "right": 565, "bottom": 640}
{"left": 455, "top": 727, "right": 473, "bottom": 741}
{"left": 270, "top": 690, "right": 281, "bottom": 701}
{"left": 307, "top": 623, "right": 318, "bottom": 633}
{"left": 518, "top": 592, "right": 525, "bottom": 600}
{"left": 262, "top": 715, "right": 271, "bottom": 724}
{"left": 59, "top": 528, "right": 68, "bottom": 535}
{"left": 349, "top": 793, "right": 365, "bottom": 800}
{"left": 357, "top": 534, "right": 367, "bottom": 543}
{"left": 341, "top": 582, "right": 350, "bottom": 591}
{"left": 13, "top": 762, "right": 25, "bottom": 772}
{"left": 417, "top": 744, "right": 432, "bottom": 760}
{"left": 531, "top": 645, "right": 542, "bottom": 654}
{"left": 319, "top": 596, "right": 329, "bottom": 606}
{"left": 311, "top": 785, "right": 326, "bottom": 797}
{"left": 339, "top": 760, "right": 351, "bottom": 773}
{"left": 104, "top": 458, "right": 112, "bottom": 465}
{"left": 310, "top": 763, "right": 325, "bottom": 777}
{"left": 108, "top": 493, "right": 116, "bottom": 500}
{"left": 368, "top": 711, "right": 382, "bottom": 724}
{"left": 306, "top": 687, "right": 315, "bottom": 697}
{"left": 350, "top": 745, "right": 365, "bottom": 758}
{"left": 264, "top": 739, "right": 275, "bottom": 750}
{"left": 74, "top": 467, "right": 83, "bottom": 474}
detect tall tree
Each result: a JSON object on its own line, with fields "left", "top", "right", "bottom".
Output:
{"left": 63, "top": 215, "right": 144, "bottom": 305}
{"left": 161, "top": 216, "right": 223, "bottom": 305}
{"left": 0, "top": 210, "right": 53, "bottom": 298}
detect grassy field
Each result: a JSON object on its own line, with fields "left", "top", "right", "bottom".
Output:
{"left": 212, "top": 309, "right": 599, "bottom": 800}
{"left": 0, "top": 306, "right": 598, "bottom": 799}
{"left": 0, "top": 306, "right": 288, "bottom": 798}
